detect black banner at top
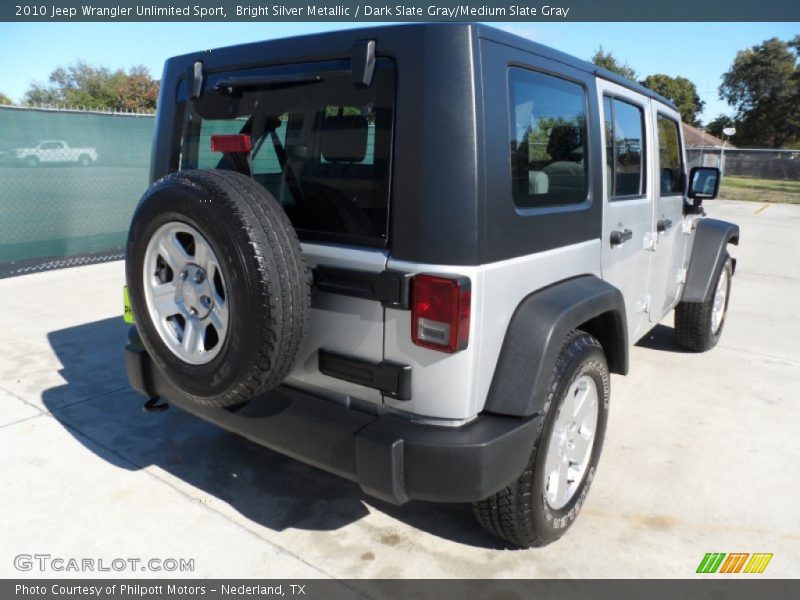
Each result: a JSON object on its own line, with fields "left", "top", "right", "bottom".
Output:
{"left": 2, "top": 0, "right": 800, "bottom": 22}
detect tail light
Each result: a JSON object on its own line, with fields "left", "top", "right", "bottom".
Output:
{"left": 210, "top": 134, "right": 251, "bottom": 153}
{"left": 411, "top": 274, "right": 471, "bottom": 353}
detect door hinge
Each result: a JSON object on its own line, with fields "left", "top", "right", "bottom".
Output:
{"left": 636, "top": 294, "right": 651, "bottom": 314}
{"left": 643, "top": 231, "right": 657, "bottom": 251}
{"left": 676, "top": 268, "right": 687, "bottom": 285}
{"left": 682, "top": 218, "right": 696, "bottom": 235}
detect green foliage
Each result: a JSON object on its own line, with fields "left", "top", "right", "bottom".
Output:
{"left": 705, "top": 114, "right": 737, "bottom": 141}
{"left": 516, "top": 115, "right": 586, "bottom": 163}
{"left": 23, "top": 61, "right": 159, "bottom": 111}
{"left": 591, "top": 46, "right": 637, "bottom": 81}
{"left": 719, "top": 37, "right": 800, "bottom": 148}
{"left": 641, "top": 74, "right": 705, "bottom": 126}
{"left": 0, "top": 92, "right": 12, "bottom": 105}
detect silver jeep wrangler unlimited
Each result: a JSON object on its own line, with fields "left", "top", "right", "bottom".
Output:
{"left": 124, "top": 24, "right": 739, "bottom": 547}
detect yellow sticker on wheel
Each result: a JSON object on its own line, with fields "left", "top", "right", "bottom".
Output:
{"left": 123, "top": 286, "right": 135, "bottom": 324}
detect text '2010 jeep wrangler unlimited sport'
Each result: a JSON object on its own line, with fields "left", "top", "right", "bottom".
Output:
{"left": 124, "top": 24, "right": 739, "bottom": 547}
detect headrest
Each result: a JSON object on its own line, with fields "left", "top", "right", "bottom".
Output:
{"left": 547, "top": 124, "right": 582, "bottom": 161}
{"left": 321, "top": 115, "right": 368, "bottom": 162}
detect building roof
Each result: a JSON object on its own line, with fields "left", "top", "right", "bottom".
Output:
{"left": 682, "top": 122, "right": 735, "bottom": 148}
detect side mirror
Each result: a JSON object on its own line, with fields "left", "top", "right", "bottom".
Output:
{"left": 687, "top": 166, "right": 720, "bottom": 205}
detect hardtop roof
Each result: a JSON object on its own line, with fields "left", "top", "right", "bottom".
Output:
{"left": 172, "top": 23, "right": 678, "bottom": 112}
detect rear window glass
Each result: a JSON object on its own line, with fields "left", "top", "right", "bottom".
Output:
{"left": 508, "top": 68, "right": 589, "bottom": 208}
{"left": 180, "top": 59, "right": 395, "bottom": 244}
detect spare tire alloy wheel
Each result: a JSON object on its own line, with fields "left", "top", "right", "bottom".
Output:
{"left": 127, "top": 169, "right": 311, "bottom": 408}
{"left": 143, "top": 221, "right": 229, "bottom": 365}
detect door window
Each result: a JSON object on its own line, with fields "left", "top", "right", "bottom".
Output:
{"left": 657, "top": 115, "right": 684, "bottom": 195}
{"left": 603, "top": 97, "right": 646, "bottom": 198}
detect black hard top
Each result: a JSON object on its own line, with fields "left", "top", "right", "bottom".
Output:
{"left": 171, "top": 23, "right": 678, "bottom": 111}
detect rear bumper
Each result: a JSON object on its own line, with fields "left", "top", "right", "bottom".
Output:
{"left": 125, "top": 328, "right": 540, "bottom": 504}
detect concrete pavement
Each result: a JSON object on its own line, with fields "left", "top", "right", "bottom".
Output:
{"left": 0, "top": 199, "right": 798, "bottom": 578}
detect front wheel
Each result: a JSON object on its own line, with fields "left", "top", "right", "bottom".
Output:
{"left": 26, "top": 156, "right": 39, "bottom": 168}
{"left": 675, "top": 254, "right": 733, "bottom": 352}
{"left": 473, "top": 331, "right": 610, "bottom": 547}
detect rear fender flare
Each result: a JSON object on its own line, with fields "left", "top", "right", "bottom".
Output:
{"left": 483, "top": 275, "right": 627, "bottom": 418}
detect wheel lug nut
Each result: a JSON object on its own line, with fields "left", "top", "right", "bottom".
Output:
{"left": 194, "top": 271, "right": 205, "bottom": 283}
{"left": 201, "top": 295, "right": 211, "bottom": 307}
{"left": 180, "top": 270, "right": 188, "bottom": 280}
{"left": 188, "top": 307, "right": 198, "bottom": 316}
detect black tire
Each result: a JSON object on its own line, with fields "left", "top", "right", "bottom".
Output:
{"left": 473, "top": 331, "right": 610, "bottom": 548}
{"left": 675, "top": 254, "right": 732, "bottom": 352}
{"left": 126, "top": 169, "right": 311, "bottom": 408}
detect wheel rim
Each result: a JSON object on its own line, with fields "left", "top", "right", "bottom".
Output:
{"left": 142, "top": 221, "right": 229, "bottom": 365}
{"left": 711, "top": 268, "right": 729, "bottom": 334}
{"left": 543, "top": 374, "right": 599, "bottom": 510}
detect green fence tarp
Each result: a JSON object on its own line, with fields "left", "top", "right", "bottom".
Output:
{"left": 0, "top": 107, "right": 154, "bottom": 276}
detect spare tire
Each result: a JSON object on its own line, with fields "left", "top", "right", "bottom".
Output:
{"left": 126, "top": 169, "right": 310, "bottom": 408}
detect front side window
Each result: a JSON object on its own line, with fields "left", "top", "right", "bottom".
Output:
{"left": 604, "top": 96, "right": 645, "bottom": 198}
{"left": 181, "top": 58, "right": 395, "bottom": 244}
{"left": 509, "top": 68, "right": 589, "bottom": 208}
{"left": 657, "top": 114, "right": 684, "bottom": 195}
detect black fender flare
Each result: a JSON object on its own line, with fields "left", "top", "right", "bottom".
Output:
{"left": 483, "top": 275, "right": 627, "bottom": 418}
{"left": 682, "top": 218, "right": 739, "bottom": 303}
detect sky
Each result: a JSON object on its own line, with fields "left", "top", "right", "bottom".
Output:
{"left": 0, "top": 21, "right": 796, "bottom": 123}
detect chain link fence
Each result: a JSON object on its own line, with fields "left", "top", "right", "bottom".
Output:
{"left": 686, "top": 147, "right": 800, "bottom": 180}
{"left": 0, "top": 105, "right": 154, "bottom": 278}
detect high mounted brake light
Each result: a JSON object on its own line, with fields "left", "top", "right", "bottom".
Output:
{"left": 210, "top": 134, "right": 251, "bottom": 153}
{"left": 411, "top": 274, "right": 471, "bottom": 353}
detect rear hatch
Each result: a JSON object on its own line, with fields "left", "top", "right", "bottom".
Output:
{"left": 180, "top": 57, "right": 396, "bottom": 407}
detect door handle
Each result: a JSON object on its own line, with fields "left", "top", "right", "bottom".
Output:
{"left": 610, "top": 229, "right": 633, "bottom": 246}
{"left": 657, "top": 218, "right": 673, "bottom": 233}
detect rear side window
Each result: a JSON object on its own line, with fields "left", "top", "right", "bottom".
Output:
{"left": 508, "top": 68, "right": 589, "bottom": 208}
{"left": 181, "top": 59, "right": 395, "bottom": 245}
{"left": 603, "top": 96, "right": 646, "bottom": 198}
{"left": 657, "top": 114, "right": 684, "bottom": 195}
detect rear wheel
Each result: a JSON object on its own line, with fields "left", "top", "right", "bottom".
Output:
{"left": 675, "top": 255, "right": 732, "bottom": 352}
{"left": 78, "top": 154, "right": 91, "bottom": 167}
{"left": 473, "top": 331, "right": 609, "bottom": 547}
{"left": 26, "top": 156, "right": 38, "bottom": 167}
{"left": 126, "top": 169, "right": 311, "bottom": 408}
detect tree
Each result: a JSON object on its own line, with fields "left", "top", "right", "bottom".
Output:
{"left": 705, "top": 114, "right": 737, "bottom": 140}
{"left": 0, "top": 92, "right": 12, "bottom": 105}
{"left": 591, "top": 46, "right": 637, "bottom": 81}
{"left": 23, "top": 61, "right": 159, "bottom": 111}
{"left": 641, "top": 74, "right": 705, "bottom": 126}
{"left": 719, "top": 37, "right": 800, "bottom": 148}
{"left": 112, "top": 65, "right": 159, "bottom": 111}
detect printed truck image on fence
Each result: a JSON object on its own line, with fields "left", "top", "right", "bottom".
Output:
{"left": 0, "top": 105, "right": 154, "bottom": 277}
{"left": 8, "top": 139, "right": 99, "bottom": 167}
